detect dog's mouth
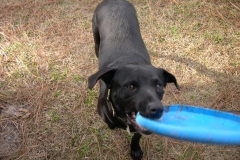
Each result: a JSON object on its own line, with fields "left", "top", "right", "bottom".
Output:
{"left": 126, "top": 112, "right": 152, "bottom": 135}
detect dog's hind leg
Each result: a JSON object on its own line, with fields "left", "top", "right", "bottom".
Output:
{"left": 92, "top": 14, "right": 100, "bottom": 57}
{"left": 130, "top": 133, "right": 143, "bottom": 160}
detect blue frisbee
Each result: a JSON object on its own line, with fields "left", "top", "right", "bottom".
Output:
{"left": 136, "top": 104, "right": 240, "bottom": 145}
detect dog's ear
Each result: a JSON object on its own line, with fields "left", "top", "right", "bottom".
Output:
{"left": 158, "top": 68, "right": 180, "bottom": 90}
{"left": 88, "top": 67, "right": 117, "bottom": 89}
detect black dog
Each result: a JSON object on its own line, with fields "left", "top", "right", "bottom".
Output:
{"left": 88, "top": 0, "right": 179, "bottom": 159}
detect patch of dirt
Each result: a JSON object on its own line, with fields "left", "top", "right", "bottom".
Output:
{"left": 0, "top": 103, "right": 30, "bottom": 158}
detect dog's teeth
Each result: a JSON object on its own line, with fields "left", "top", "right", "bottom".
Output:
{"left": 131, "top": 112, "right": 136, "bottom": 118}
{"left": 132, "top": 114, "right": 136, "bottom": 119}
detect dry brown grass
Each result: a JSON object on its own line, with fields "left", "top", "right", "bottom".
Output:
{"left": 0, "top": 0, "right": 240, "bottom": 159}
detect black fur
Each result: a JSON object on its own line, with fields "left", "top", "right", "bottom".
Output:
{"left": 88, "top": 0, "right": 179, "bottom": 159}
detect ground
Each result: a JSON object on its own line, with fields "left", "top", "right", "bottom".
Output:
{"left": 0, "top": 0, "right": 240, "bottom": 159}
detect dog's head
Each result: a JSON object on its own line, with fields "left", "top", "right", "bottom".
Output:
{"left": 88, "top": 64, "right": 179, "bottom": 134}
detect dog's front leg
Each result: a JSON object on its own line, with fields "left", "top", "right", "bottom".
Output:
{"left": 130, "top": 133, "right": 143, "bottom": 160}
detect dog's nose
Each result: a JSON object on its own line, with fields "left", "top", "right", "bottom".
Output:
{"left": 147, "top": 103, "right": 163, "bottom": 119}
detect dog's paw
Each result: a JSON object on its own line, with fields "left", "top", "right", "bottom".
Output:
{"left": 130, "top": 149, "right": 143, "bottom": 160}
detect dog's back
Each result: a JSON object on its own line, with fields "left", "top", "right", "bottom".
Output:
{"left": 92, "top": 0, "right": 151, "bottom": 69}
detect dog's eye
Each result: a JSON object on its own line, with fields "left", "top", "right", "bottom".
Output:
{"left": 126, "top": 84, "right": 135, "bottom": 91}
{"left": 156, "top": 84, "right": 161, "bottom": 90}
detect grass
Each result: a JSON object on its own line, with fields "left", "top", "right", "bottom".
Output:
{"left": 0, "top": 0, "right": 240, "bottom": 159}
